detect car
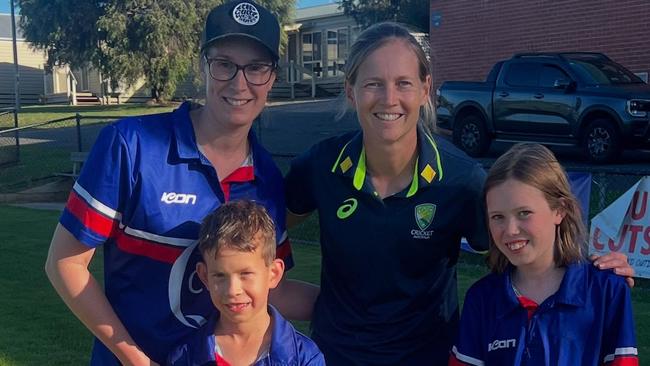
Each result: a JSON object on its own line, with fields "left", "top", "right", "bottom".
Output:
{"left": 436, "top": 52, "right": 650, "bottom": 163}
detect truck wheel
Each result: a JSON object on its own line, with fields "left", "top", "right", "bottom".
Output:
{"left": 581, "top": 119, "right": 621, "bottom": 163}
{"left": 453, "top": 114, "right": 490, "bottom": 157}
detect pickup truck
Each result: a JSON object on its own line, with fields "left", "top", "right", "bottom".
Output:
{"left": 435, "top": 52, "right": 650, "bottom": 163}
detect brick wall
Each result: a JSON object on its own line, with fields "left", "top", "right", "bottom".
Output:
{"left": 429, "top": 0, "right": 650, "bottom": 88}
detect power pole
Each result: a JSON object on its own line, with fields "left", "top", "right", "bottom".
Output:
{"left": 10, "top": 0, "right": 21, "bottom": 110}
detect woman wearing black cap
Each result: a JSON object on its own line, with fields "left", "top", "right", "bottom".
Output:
{"left": 44, "top": 2, "right": 303, "bottom": 365}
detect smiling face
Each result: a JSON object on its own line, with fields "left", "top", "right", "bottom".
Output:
{"left": 197, "top": 239, "right": 283, "bottom": 327}
{"left": 203, "top": 36, "right": 276, "bottom": 129}
{"left": 486, "top": 178, "right": 565, "bottom": 273}
{"left": 346, "top": 39, "right": 431, "bottom": 148}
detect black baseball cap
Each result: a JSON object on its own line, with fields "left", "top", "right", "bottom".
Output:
{"left": 201, "top": 1, "right": 280, "bottom": 62}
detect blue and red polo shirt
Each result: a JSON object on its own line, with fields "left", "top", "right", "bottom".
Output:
{"left": 285, "top": 126, "right": 488, "bottom": 365}
{"left": 59, "top": 102, "right": 292, "bottom": 365}
{"left": 450, "top": 262, "right": 638, "bottom": 366}
{"left": 166, "top": 305, "right": 325, "bottom": 366}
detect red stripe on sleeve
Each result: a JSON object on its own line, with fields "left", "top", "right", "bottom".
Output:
{"left": 66, "top": 190, "right": 116, "bottom": 238}
{"left": 114, "top": 230, "right": 183, "bottom": 264}
{"left": 607, "top": 355, "right": 639, "bottom": 366}
{"left": 276, "top": 238, "right": 292, "bottom": 263}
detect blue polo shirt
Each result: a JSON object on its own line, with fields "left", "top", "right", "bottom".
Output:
{"left": 167, "top": 305, "right": 325, "bottom": 365}
{"left": 59, "top": 102, "right": 292, "bottom": 365}
{"left": 450, "top": 262, "right": 638, "bottom": 366}
{"left": 285, "top": 126, "right": 488, "bottom": 365}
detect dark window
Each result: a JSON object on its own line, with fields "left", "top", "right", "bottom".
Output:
{"left": 539, "top": 65, "right": 569, "bottom": 88}
{"left": 504, "top": 62, "right": 539, "bottom": 87}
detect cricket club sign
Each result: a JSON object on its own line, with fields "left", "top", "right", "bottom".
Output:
{"left": 412, "top": 203, "right": 436, "bottom": 239}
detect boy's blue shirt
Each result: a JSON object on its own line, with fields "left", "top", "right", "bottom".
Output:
{"left": 167, "top": 305, "right": 325, "bottom": 366}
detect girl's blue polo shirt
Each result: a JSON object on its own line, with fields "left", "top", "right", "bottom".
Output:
{"left": 451, "top": 262, "right": 638, "bottom": 366}
{"left": 59, "top": 102, "right": 292, "bottom": 365}
{"left": 285, "top": 127, "right": 488, "bottom": 365}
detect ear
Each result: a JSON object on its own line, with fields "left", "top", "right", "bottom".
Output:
{"left": 267, "top": 70, "right": 277, "bottom": 88}
{"left": 267, "top": 258, "right": 285, "bottom": 289}
{"left": 196, "top": 261, "right": 209, "bottom": 288}
{"left": 553, "top": 199, "right": 568, "bottom": 225}
{"left": 345, "top": 80, "right": 355, "bottom": 106}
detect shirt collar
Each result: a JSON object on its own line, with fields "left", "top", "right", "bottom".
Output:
{"left": 329, "top": 125, "right": 444, "bottom": 197}
{"left": 267, "top": 304, "right": 300, "bottom": 363}
{"left": 170, "top": 101, "right": 270, "bottom": 183}
{"left": 496, "top": 262, "right": 588, "bottom": 318}
{"left": 199, "top": 305, "right": 299, "bottom": 364}
{"left": 553, "top": 261, "right": 588, "bottom": 306}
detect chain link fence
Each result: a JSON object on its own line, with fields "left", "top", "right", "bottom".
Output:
{"left": 1, "top": 107, "right": 648, "bottom": 249}
{"left": 0, "top": 108, "right": 19, "bottom": 167}
{"left": 0, "top": 114, "right": 115, "bottom": 193}
{"left": 590, "top": 171, "right": 644, "bottom": 218}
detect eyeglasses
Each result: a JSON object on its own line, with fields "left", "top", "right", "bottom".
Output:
{"left": 205, "top": 57, "right": 276, "bottom": 86}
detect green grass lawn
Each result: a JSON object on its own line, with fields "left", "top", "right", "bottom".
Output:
{"left": 0, "top": 204, "right": 648, "bottom": 365}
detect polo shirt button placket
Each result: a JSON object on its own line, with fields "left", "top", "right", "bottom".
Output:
{"left": 525, "top": 316, "right": 537, "bottom": 360}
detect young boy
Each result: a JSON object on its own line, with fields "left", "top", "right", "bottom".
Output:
{"left": 167, "top": 200, "right": 324, "bottom": 366}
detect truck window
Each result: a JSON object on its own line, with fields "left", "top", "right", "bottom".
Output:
{"left": 539, "top": 65, "right": 570, "bottom": 87}
{"left": 504, "top": 62, "right": 539, "bottom": 87}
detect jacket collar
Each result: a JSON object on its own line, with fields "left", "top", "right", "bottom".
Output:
{"left": 329, "top": 125, "right": 444, "bottom": 197}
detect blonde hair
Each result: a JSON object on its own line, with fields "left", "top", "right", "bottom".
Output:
{"left": 198, "top": 200, "right": 276, "bottom": 265}
{"left": 485, "top": 143, "right": 586, "bottom": 273}
{"left": 338, "top": 22, "right": 435, "bottom": 132}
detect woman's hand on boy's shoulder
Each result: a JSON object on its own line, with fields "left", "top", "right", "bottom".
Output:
{"left": 590, "top": 252, "right": 635, "bottom": 288}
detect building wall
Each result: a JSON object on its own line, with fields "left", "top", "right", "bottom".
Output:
{"left": 429, "top": 0, "right": 650, "bottom": 89}
{"left": 0, "top": 40, "right": 46, "bottom": 104}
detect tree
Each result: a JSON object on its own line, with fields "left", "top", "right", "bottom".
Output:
{"left": 340, "top": 0, "right": 429, "bottom": 32}
{"left": 18, "top": 0, "right": 294, "bottom": 102}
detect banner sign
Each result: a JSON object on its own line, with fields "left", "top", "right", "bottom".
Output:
{"left": 590, "top": 176, "right": 650, "bottom": 279}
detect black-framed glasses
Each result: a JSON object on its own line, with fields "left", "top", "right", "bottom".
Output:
{"left": 205, "top": 56, "right": 276, "bottom": 86}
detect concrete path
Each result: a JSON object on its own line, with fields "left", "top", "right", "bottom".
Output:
{"left": 11, "top": 202, "right": 65, "bottom": 211}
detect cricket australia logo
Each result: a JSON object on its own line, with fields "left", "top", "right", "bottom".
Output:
{"left": 232, "top": 3, "right": 260, "bottom": 25}
{"left": 412, "top": 203, "right": 436, "bottom": 239}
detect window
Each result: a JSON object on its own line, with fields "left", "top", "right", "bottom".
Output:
{"left": 326, "top": 28, "right": 348, "bottom": 77}
{"left": 504, "top": 62, "right": 539, "bottom": 87}
{"left": 539, "top": 65, "right": 569, "bottom": 88}
{"left": 302, "top": 32, "right": 322, "bottom": 78}
{"left": 567, "top": 58, "right": 644, "bottom": 85}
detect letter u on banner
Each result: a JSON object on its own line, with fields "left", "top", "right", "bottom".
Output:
{"left": 589, "top": 176, "right": 650, "bottom": 279}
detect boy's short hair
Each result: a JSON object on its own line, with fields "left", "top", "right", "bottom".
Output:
{"left": 198, "top": 200, "right": 276, "bottom": 265}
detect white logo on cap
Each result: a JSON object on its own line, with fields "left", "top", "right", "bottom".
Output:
{"left": 232, "top": 2, "right": 260, "bottom": 26}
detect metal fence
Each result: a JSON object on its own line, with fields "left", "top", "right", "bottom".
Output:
{"left": 0, "top": 110, "right": 648, "bottom": 248}
{"left": 0, "top": 114, "right": 116, "bottom": 192}
{"left": 0, "top": 108, "right": 19, "bottom": 166}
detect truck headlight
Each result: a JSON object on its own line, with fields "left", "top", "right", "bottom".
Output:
{"left": 627, "top": 99, "right": 650, "bottom": 117}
